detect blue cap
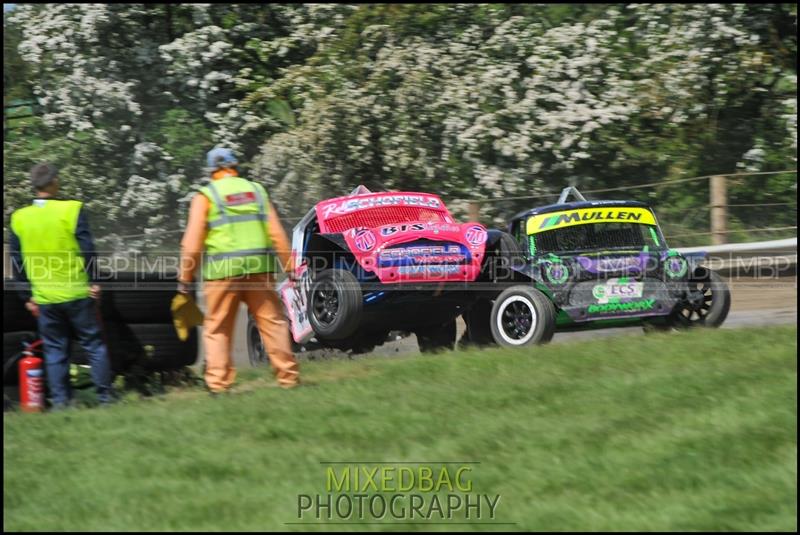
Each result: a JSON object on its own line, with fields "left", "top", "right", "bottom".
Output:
{"left": 206, "top": 147, "right": 238, "bottom": 169}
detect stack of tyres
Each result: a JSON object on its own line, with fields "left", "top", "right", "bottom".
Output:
{"left": 4, "top": 270, "right": 199, "bottom": 389}
{"left": 93, "top": 271, "right": 198, "bottom": 372}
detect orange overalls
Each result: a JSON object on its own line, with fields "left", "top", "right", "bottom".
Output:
{"left": 179, "top": 169, "right": 299, "bottom": 391}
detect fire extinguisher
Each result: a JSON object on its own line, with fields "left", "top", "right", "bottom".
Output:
{"left": 18, "top": 339, "right": 45, "bottom": 413}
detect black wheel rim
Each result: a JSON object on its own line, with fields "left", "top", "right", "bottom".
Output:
{"left": 675, "top": 279, "right": 713, "bottom": 327}
{"left": 501, "top": 301, "right": 534, "bottom": 340}
{"left": 248, "top": 321, "right": 268, "bottom": 366}
{"left": 312, "top": 280, "right": 340, "bottom": 327}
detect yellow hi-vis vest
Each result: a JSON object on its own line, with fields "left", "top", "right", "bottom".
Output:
{"left": 199, "top": 176, "right": 276, "bottom": 280}
{"left": 10, "top": 199, "right": 90, "bottom": 304}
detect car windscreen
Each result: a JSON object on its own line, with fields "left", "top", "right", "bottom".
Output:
{"left": 530, "top": 222, "right": 664, "bottom": 255}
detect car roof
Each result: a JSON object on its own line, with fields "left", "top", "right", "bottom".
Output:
{"left": 510, "top": 199, "right": 653, "bottom": 222}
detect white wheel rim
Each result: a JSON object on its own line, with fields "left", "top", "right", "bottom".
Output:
{"left": 496, "top": 295, "right": 537, "bottom": 345}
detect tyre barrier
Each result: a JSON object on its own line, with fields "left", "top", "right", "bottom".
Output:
{"left": 3, "top": 290, "right": 37, "bottom": 333}
{"left": 99, "top": 270, "right": 180, "bottom": 324}
{"left": 110, "top": 323, "right": 198, "bottom": 372}
{"left": 3, "top": 272, "right": 198, "bottom": 386}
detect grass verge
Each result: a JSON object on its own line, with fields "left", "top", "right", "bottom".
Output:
{"left": 4, "top": 326, "right": 797, "bottom": 531}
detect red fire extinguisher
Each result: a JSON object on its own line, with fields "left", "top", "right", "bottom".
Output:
{"left": 19, "top": 339, "right": 45, "bottom": 413}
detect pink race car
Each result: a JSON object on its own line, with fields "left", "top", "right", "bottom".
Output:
{"left": 249, "top": 186, "right": 518, "bottom": 357}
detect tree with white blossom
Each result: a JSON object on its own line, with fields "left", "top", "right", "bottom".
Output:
{"left": 3, "top": 3, "right": 796, "bottom": 247}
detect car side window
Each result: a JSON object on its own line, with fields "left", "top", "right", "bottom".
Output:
{"left": 302, "top": 217, "right": 319, "bottom": 258}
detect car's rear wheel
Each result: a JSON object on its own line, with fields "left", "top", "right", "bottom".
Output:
{"left": 490, "top": 286, "right": 556, "bottom": 347}
{"left": 247, "top": 314, "right": 270, "bottom": 367}
{"left": 416, "top": 320, "right": 457, "bottom": 353}
{"left": 307, "top": 269, "right": 363, "bottom": 341}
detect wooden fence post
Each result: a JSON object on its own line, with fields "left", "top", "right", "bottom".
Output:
{"left": 710, "top": 175, "right": 728, "bottom": 245}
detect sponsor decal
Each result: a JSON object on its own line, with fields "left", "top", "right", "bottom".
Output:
{"left": 664, "top": 253, "right": 688, "bottom": 278}
{"left": 592, "top": 278, "right": 644, "bottom": 303}
{"left": 280, "top": 266, "right": 314, "bottom": 343}
{"left": 322, "top": 195, "right": 441, "bottom": 218}
{"left": 526, "top": 207, "right": 657, "bottom": 234}
{"left": 381, "top": 223, "right": 426, "bottom": 236}
{"left": 225, "top": 191, "right": 257, "bottom": 206}
{"left": 379, "top": 244, "right": 467, "bottom": 267}
{"left": 587, "top": 298, "right": 656, "bottom": 315}
{"left": 353, "top": 229, "right": 377, "bottom": 252}
{"left": 465, "top": 225, "right": 488, "bottom": 246}
{"left": 380, "top": 223, "right": 462, "bottom": 237}
{"left": 544, "top": 261, "right": 569, "bottom": 284}
{"left": 398, "top": 265, "right": 462, "bottom": 275}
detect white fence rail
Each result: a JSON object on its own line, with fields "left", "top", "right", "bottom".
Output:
{"left": 676, "top": 237, "right": 797, "bottom": 275}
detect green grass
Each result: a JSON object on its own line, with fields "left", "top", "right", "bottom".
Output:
{"left": 4, "top": 326, "right": 797, "bottom": 531}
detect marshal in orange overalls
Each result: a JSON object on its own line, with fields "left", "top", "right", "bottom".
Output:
{"left": 179, "top": 148, "right": 299, "bottom": 392}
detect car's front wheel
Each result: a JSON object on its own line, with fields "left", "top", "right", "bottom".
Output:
{"left": 490, "top": 286, "right": 556, "bottom": 347}
{"left": 247, "top": 314, "right": 269, "bottom": 367}
{"left": 644, "top": 269, "right": 731, "bottom": 332}
{"left": 307, "top": 269, "right": 363, "bottom": 341}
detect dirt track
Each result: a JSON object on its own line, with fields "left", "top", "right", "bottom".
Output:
{"left": 728, "top": 276, "right": 796, "bottom": 311}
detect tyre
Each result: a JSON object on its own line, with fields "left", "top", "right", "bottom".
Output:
{"left": 307, "top": 269, "right": 363, "bottom": 341}
{"left": 3, "top": 331, "right": 38, "bottom": 386}
{"left": 460, "top": 299, "right": 495, "bottom": 347}
{"left": 246, "top": 313, "right": 270, "bottom": 367}
{"left": 67, "top": 321, "right": 130, "bottom": 373}
{"left": 660, "top": 269, "right": 731, "bottom": 330}
{"left": 416, "top": 320, "right": 457, "bottom": 353}
{"left": 111, "top": 323, "right": 198, "bottom": 371}
{"left": 3, "top": 288, "right": 37, "bottom": 333}
{"left": 99, "top": 271, "right": 183, "bottom": 324}
{"left": 481, "top": 232, "right": 524, "bottom": 282}
{"left": 101, "top": 289, "right": 176, "bottom": 324}
{"left": 490, "top": 286, "right": 556, "bottom": 347}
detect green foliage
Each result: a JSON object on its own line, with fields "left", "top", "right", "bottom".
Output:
{"left": 151, "top": 109, "right": 213, "bottom": 176}
{"left": 3, "top": 11, "right": 33, "bottom": 102}
{"left": 2, "top": 4, "right": 797, "bottom": 249}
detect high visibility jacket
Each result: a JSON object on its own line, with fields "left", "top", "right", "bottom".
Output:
{"left": 10, "top": 199, "right": 90, "bottom": 304}
{"left": 199, "top": 176, "right": 276, "bottom": 280}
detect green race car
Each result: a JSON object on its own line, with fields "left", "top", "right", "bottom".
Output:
{"left": 462, "top": 187, "right": 731, "bottom": 347}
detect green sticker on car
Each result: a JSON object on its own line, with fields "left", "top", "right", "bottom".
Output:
{"left": 587, "top": 298, "right": 656, "bottom": 315}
